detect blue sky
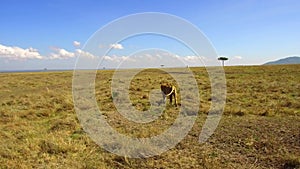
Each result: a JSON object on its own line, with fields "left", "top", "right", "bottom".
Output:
{"left": 1, "top": 0, "right": 300, "bottom": 70}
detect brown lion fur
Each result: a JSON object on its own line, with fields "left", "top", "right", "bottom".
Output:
{"left": 160, "top": 82, "right": 177, "bottom": 106}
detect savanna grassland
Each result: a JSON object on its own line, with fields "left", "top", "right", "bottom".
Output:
{"left": 0, "top": 64, "right": 299, "bottom": 169}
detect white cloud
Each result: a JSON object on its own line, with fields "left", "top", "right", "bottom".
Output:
{"left": 103, "top": 55, "right": 114, "bottom": 61}
{"left": 0, "top": 43, "right": 213, "bottom": 68}
{"left": 73, "top": 41, "right": 81, "bottom": 48}
{"left": 49, "top": 48, "right": 75, "bottom": 59}
{"left": 110, "top": 43, "right": 124, "bottom": 50}
{"left": 75, "top": 49, "right": 95, "bottom": 59}
{"left": 0, "top": 44, "right": 44, "bottom": 60}
{"left": 234, "top": 55, "right": 242, "bottom": 59}
{"left": 102, "top": 55, "right": 133, "bottom": 62}
{"left": 181, "top": 55, "right": 204, "bottom": 62}
{"left": 49, "top": 48, "right": 97, "bottom": 59}
{"left": 99, "top": 53, "right": 210, "bottom": 68}
{"left": 0, "top": 43, "right": 98, "bottom": 61}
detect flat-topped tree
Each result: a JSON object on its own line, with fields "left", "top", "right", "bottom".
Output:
{"left": 218, "top": 57, "right": 228, "bottom": 66}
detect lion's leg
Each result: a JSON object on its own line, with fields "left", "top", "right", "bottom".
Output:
{"left": 162, "top": 92, "right": 166, "bottom": 103}
{"left": 170, "top": 93, "right": 173, "bottom": 105}
{"left": 174, "top": 89, "right": 177, "bottom": 106}
{"left": 174, "top": 94, "right": 177, "bottom": 107}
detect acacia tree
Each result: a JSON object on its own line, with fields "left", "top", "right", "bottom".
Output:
{"left": 218, "top": 57, "right": 228, "bottom": 66}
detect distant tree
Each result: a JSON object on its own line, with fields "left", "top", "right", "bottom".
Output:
{"left": 218, "top": 57, "right": 228, "bottom": 66}
{"left": 160, "top": 64, "right": 164, "bottom": 68}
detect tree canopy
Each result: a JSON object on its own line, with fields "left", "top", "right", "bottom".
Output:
{"left": 218, "top": 57, "right": 228, "bottom": 66}
{"left": 218, "top": 57, "right": 228, "bottom": 61}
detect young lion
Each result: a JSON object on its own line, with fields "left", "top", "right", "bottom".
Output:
{"left": 160, "top": 82, "right": 177, "bottom": 106}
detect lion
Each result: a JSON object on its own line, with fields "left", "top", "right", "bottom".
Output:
{"left": 160, "top": 82, "right": 177, "bottom": 106}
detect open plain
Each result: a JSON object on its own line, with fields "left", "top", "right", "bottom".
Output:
{"left": 0, "top": 64, "right": 299, "bottom": 169}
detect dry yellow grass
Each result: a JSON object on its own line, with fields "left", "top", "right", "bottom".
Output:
{"left": 0, "top": 64, "right": 299, "bottom": 168}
